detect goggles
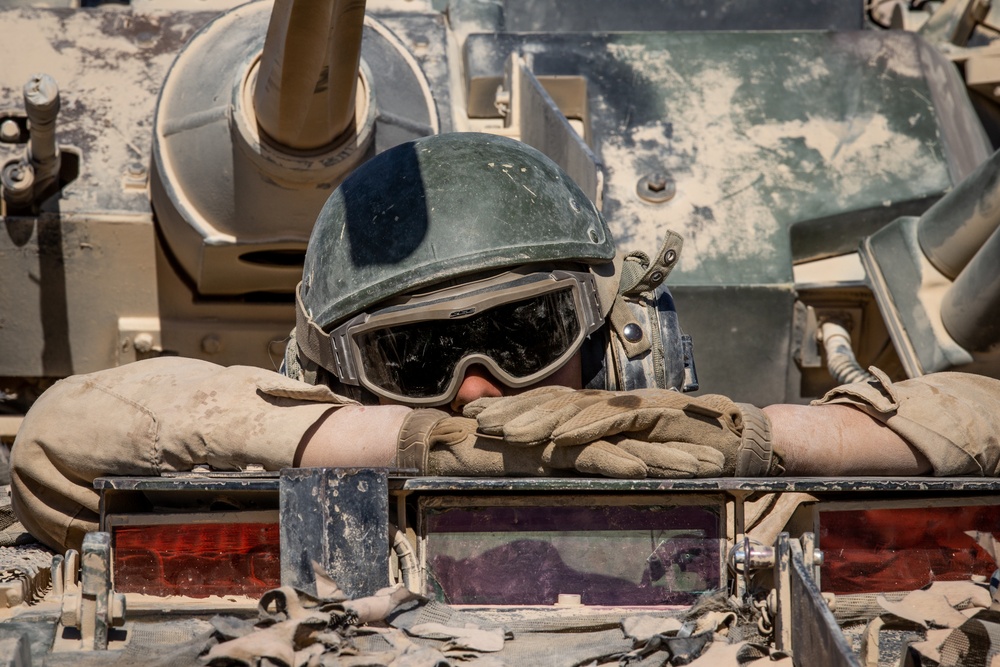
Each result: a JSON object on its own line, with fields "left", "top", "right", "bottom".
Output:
{"left": 326, "top": 270, "right": 605, "bottom": 406}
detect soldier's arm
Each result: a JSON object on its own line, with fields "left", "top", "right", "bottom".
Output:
{"left": 294, "top": 405, "right": 406, "bottom": 468}
{"left": 767, "top": 370, "right": 1000, "bottom": 477}
{"left": 10, "top": 357, "right": 354, "bottom": 551}
{"left": 763, "top": 403, "right": 931, "bottom": 476}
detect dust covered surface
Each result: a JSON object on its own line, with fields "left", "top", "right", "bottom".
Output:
{"left": 0, "top": 7, "right": 219, "bottom": 215}
{"left": 466, "top": 30, "right": 954, "bottom": 285}
{"left": 596, "top": 31, "right": 950, "bottom": 284}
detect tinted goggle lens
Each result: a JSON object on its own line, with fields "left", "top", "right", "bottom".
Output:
{"left": 355, "top": 288, "right": 582, "bottom": 399}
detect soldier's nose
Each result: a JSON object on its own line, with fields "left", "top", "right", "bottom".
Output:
{"left": 451, "top": 365, "right": 504, "bottom": 412}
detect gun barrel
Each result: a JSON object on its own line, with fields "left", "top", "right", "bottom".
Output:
{"left": 253, "top": 0, "right": 367, "bottom": 150}
{"left": 917, "top": 147, "right": 1000, "bottom": 280}
{"left": 940, "top": 222, "right": 1000, "bottom": 352}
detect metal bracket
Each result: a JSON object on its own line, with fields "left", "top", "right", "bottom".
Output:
{"left": 279, "top": 468, "right": 389, "bottom": 599}
{"left": 771, "top": 532, "right": 855, "bottom": 666}
{"left": 498, "top": 53, "right": 604, "bottom": 210}
{"left": 729, "top": 532, "right": 841, "bottom": 662}
{"left": 57, "top": 533, "right": 126, "bottom": 651}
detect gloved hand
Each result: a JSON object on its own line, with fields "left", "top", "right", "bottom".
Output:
{"left": 395, "top": 408, "right": 716, "bottom": 478}
{"left": 466, "top": 388, "right": 779, "bottom": 476}
{"left": 465, "top": 386, "right": 611, "bottom": 443}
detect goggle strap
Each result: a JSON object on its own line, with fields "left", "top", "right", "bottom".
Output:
{"left": 295, "top": 283, "right": 354, "bottom": 381}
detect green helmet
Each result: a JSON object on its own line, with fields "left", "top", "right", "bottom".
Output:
{"left": 299, "top": 132, "right": 616, "bottom": 329}
{"left": 291, "top": 132, "right": 695, "bottom": 405}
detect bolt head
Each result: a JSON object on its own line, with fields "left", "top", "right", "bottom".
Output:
{"left": 647, "top": 173, "right": 668, "bottom": 192}
{"left": 637, "top": 172, "right": 676, "bottom": 203}
{"left": 2, "top": 160, "right": 34, "bottom": 193}
{"left": 0, "top": 120, "right": 19, "bottom": 142}
{"left": 111, "top": 593, "right": 126, "bottom": 626}
{"left": 60, "top": 592, "right": 81, "bottom": 628}
{"left": 133, "top": 333, "right": 155, "bottom": 353}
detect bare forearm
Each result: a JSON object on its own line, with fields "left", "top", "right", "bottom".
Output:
{"left": 762, "top": 404, "right": 931, "bottom": 476}
{"left": 294, "top": 405, "right": 408, "bottom": 468}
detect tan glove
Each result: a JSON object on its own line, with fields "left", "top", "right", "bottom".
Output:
{"left": 397, "top": 408, "right": 549, "bottom": 476}
{"left": 468, "top": 389, "right": 779, "bottom": 477}
{"left": 466, "top": 386, "right": 613, "bottom": 443}
{"left": 395, "top": 408, "right": 701, "bottom": 478}
{"left": 551, "top": 390, "right": 779, "bottom": 476}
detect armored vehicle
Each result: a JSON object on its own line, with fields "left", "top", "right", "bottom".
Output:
{"left": 3, "top": 1, "right": 1000, "bottom": 665}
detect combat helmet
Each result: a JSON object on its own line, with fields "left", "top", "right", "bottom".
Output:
{"left": 289, "top": 132, "right": 694, "bottom": 405}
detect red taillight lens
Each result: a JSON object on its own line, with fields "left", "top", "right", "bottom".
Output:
{"left": 820, "top": 505, "right": 1000, "bottom": 594}
{"left": 112, "top": 522, "right": 280, "bottom": 597}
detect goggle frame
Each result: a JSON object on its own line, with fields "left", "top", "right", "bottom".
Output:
{"left": 327, "top": 269, "right": 605, "bottom": 406}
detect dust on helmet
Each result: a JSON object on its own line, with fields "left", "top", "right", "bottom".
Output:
{"left": 290, "top": 132, "right": 621, "bottom": 404}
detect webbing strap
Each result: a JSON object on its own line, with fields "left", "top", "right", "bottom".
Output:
{"left": 396, "top": 409, "right": 449, "bottom": 474}
{"left": 295, "top": 282, "right": 340, "bottom": 372}
{"left": 607, "top": 231, "right": 683, "bottom": 359}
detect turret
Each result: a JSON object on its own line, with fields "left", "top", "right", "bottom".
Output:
{"left": 150, "top": 0, "right": 437, "bottom": 295}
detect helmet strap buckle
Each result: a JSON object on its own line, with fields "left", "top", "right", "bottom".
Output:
{"left": 607, "top": 231, "right": 683, "bottom": 359}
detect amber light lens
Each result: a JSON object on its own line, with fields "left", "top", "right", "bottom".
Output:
{"left": 113, "top": 523, "right": 280, "bottom": 597}
{"left": 820, "top": 505, "right": 1000, "bottom": 594}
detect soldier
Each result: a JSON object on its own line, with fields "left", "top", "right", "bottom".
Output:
{"left": 10, "top": 133, "right": 1000, "bottom": 552}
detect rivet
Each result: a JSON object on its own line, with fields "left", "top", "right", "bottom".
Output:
{"left": 569, "top": 199, "right": 581, "bottom": 212}
{"left": 201, "top": 334, "right": 222, "bottom": 354}
{"left": 623, "top": 323, "right": 643, "bottom": 342}
{"left": 664, "top": 249, "right": 677, "bottom": 264}
{"left": 650, "top": 270, "right": 664, "bottom": 283}
{"left": 588, "top": 229, "right": 600, "bottom": 243}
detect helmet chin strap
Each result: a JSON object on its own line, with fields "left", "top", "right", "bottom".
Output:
{"left": 583, "top": 231, "right": 699, "bottom": 393}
